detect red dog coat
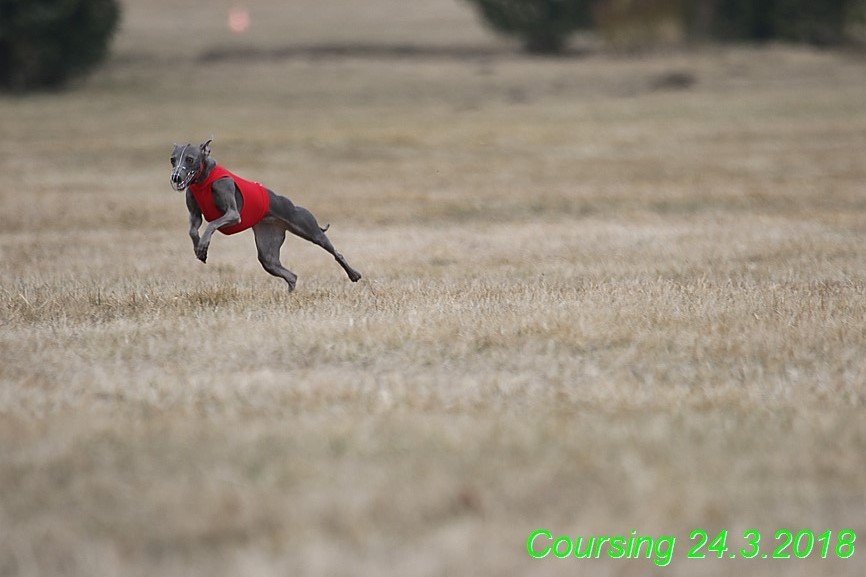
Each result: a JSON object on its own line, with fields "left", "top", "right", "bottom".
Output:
{"left": 188, "top": 164, "right": 270, "bottom": 235}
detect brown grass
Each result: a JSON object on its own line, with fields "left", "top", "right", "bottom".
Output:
{"left": 1, "top": 1, "right": 865, "bottom": 575}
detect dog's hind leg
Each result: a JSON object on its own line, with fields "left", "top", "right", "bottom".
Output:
{"left": 252, "top": 222, "right": 298, "bottom": 292}
{"left": 268, "top": 193, "right": 362, "bottom": 282}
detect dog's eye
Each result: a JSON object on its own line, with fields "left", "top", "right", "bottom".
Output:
{"left": 170, "top": 157, "right": 177, "bottom": 166}
{"left": 185, "top": 156, "right": 195, "bottom": 164}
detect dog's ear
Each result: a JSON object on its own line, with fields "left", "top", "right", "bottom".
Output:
{"left": 200, "top": 138, "right": 213, "bottom": 157}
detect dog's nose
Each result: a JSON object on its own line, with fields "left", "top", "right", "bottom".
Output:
{"left": 171, "top": 173, "right": 182, "bottom": 184}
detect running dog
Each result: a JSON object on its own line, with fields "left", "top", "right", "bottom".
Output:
{"left": 170, "top": 138, "right": 361, "bottom": 291}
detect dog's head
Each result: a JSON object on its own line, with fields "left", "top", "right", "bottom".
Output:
{"left": 170, "top": 138, "right": 212, "bottom": 191}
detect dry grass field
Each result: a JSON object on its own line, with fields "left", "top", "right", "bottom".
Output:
{"left": 2, "top": 1, "right": 866, "bottom": 575}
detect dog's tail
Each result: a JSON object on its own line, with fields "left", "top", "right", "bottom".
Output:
{"left": 320, "top": 223, "right": 330, "bottom": 233}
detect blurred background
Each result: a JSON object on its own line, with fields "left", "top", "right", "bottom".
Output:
{"left": 3, "top": 0, "right": 866, "bottom": 92}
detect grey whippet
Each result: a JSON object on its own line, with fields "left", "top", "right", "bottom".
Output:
{"left": 170, "top": 138, "right": 361, "bottom": 291}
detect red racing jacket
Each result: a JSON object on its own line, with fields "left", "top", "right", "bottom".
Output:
{"left": 188, "top": 164, "right": 270, "bottom": 235}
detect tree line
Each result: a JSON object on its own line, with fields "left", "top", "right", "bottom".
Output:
{"left": 463, "top": 0, "right": 866, "bottom": 53}
{"left": 2, "top": 0, "right": 864, "bottom": 92}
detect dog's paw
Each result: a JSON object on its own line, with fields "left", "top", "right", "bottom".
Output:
{"left": 195, "top": 246, "right": 209, "bottom": 263}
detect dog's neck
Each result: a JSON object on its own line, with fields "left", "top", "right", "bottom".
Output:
{"left": 196, "top": 157, "right": 218, "bottom": 184}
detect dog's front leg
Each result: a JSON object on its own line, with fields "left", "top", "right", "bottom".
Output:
{"left": 185, "top": 191, "right": 203, "bottom": 257}
{"left": 195, "top": 178, "right": 241, "bottom": 263}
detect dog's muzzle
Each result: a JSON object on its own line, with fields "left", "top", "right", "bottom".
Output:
{"left": 170, "top": 167, "right": 199, "bottom": 191}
